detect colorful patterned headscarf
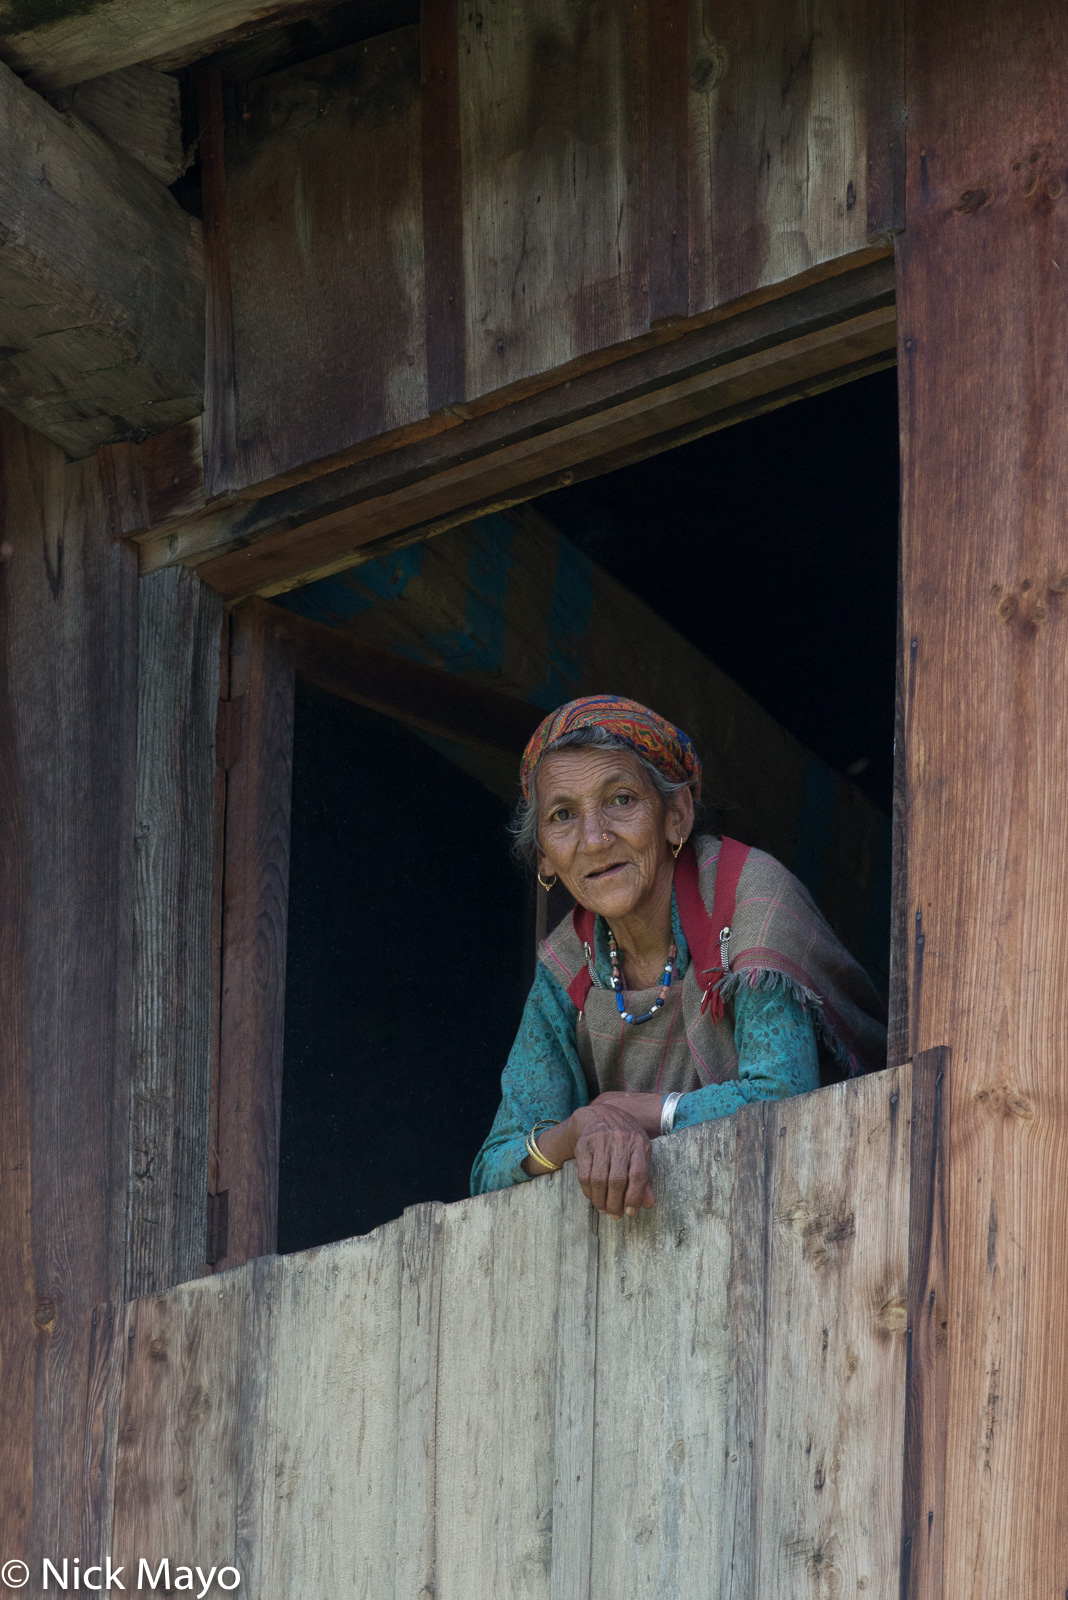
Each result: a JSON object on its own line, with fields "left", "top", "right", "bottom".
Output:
{"left": 520, "top": 695, "right": 702, "bottom": 801}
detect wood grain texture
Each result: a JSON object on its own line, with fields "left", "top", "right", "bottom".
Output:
{"left": 706, "top": 0, "right": 869, "bottom": 310}
{"left": 396, "top": 1202, "right": 445, "bottom": 1600}
{"left": 901, "top": 1049, "right": 949, "bottom": 1600}
{"left": 458, "top": 0, "right": 647, "bottom": 399}
{"left": 0, "top": 59, "right": 203, "bottom": 459}
{"left": 111, "top": 1272, "right": 252, "bottom": 1577}
{"left": 0, "top": 0, "right": 345, "bottom": 89}
{"left": 243, "top": 1234, "right": 402, "bottom": 1599}
{"left": 129, "top": 568, "right": 222, "bottom": 1298}
{"left": 759, "top": 1073, "right": 908, "bottom": 1598}
{"left": 0, "top": 413, "right": 138, "bottom": 1563}
{"left": 864, "top": 0, "right": 905, "bottom": 239}
{"left": 421, "top": 0, "right": 465, "bottom": 411}
{"left": 199, "top": 70, "right": 240, "bottom": 501}
{"left": 49, "top": 65, "right": 185, "bottom": 185}
{"left": 225, "top": 27, "right": 426, "bottom": 485}
{"left": 142, "top": 254, "right": 895, "bottom": 594}
{"left": 590, "top": 1116, "right": 737, "bottom": 1598}
{"left": 434, "top": 1184, "right": 562, "bottom": 1599}
{"left": 100, "top": 417, "right": 207, "bottom": 539}
{"left": 646, "top": 0, "right": 690, "bottom": 324}
{"left": 106, "top": 1068, "right": 911, "bottom": 1596}
{"left": 213, "top": 601, "right": 295, "bottom": 1269}
{"left": 898, "top": 2, "right": 1068, "bottom": 1590}
{"left": 550, "top": 1187, "right": 598, "bottom": 1600}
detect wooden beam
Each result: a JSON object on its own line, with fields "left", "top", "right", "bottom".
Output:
{"left": 0, "top": 58, "right": 203, "bottom": 458}
{"left": 48, "top": 65, "right": 185, "bottom": 185}
{"left": 901, "top": 1047, "right": 950, "bottom": 1600}
{"left": 0, "top": 0, "right": 349, "bottom": 89}
{"left": 264, "top": 600, "right": 543, "bottom": 759}
{"left": 899, "top": 0, "right": 1068, "bottom": 1588}
{"left": 129, "top": 568, "right": 221, "bottom": 1298}
{"left": 0, "top": 410, "right": 138, "bottom": 1564}
{"left": 212, "top": 601, "right": 294, "bottom": 1271}
{"left": 135, "top": 253, "right": 895, "bottom": 598}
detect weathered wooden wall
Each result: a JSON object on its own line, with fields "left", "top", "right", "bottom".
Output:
{"left": 111, "top": 0, "right": 897, "bottom": 597}
{"left": 278, "top": 506, "right": 892, "bottom": 984}
{"left": 897, "top": 0, "right": 1068, "bottom": 1594}
{"left": 111, "top": 1065, "right": 914, "bottom": 1598}
{"left": 0, "top": 413, "right": 222, "bottom": 1560}
{"left": 214, "top": 0, "right": 893, "bottom": 490}
{"left": 0, "top": 411, "right": 138, "bottom": 1571}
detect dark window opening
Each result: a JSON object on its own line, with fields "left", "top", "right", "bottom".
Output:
{"left": 278, "top": 366, "right": 899, "bottom": 1253}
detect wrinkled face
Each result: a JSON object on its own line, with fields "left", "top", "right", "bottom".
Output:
{"left": 535, "top": 747, "right": 693, "bottom": 923}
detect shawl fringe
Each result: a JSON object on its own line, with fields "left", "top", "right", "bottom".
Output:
{"left": 713, "top": 967, "right": 861, "bottom": 1077}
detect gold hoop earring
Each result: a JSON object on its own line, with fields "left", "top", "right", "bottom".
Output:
{"left": 671, "top": 839, "right": 684, "bottom": 860}
{"left": 537, "top": 872, "right": 557, "bottom": 891}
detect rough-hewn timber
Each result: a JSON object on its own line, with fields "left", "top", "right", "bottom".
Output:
{"left": 109, "top": 1067, "right": 913, "bottom": 1598}
{"left": 0, "top": 411, "right": 137, "bottom": 1567}
{"left": 0, "top": 59, "right": 203, "bottom": 458}
{"left": 129, "top": 568, "right": 221, "bottom": 1298}
{"left": 898, "top": 0, "right": 1068, "bottom": 1589}
{"left": 0, "top": 0, "right": 338, "bottom": 89}
{"left": 134, "top": 253, "right": 895, "bottom": 596}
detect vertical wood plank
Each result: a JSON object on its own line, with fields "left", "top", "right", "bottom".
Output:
{"left": 0, "top": 446, "right": 36, "bottom": 1557}
{"left": 250, "top": 1231, "right": 403, "bottom": 1599}
{"left": 898, "top": 2, "right": 1068, "bottom": 1588}
{"left": 865, "top": 0, "right": 905, "bottom": 239}
{"left": 129, "top": 568, "right": 222, "bottom": 1297}
{"left": 718, "top": 1102, "right": 770, "bottom": 1600}
{"left": 0, "top": 413, "right": 138, "bottom": 1567}
{"left": 646, "top": 0, "right": 690, "bottom": 325}
{"left": 396, "top": 1201, "right": 445, "bottom": 1600}
{"left": 422, "top": 0, "right": 466, "bottom": 411}
{"left": 887, "top": 546, "right": 910, "bottom": 1065}
{"left": 758, "top": 1071, "right": 909, "bottom": 1599}
{"left": 901, "top": 1049, "right": 949, "bottom": 1600}
{"left": 111, "top": 1272, "right": 252, "bottom": 1577}
{"left": 703, "top": 0, "right": 869, "bottom": 312}
{"left": 81, "top": 1301, "right": 124, "bottom": 1573}
{"left": 226, "top": 28, "right": 426, "bottom": 485}
{"left": 550, "top": 1185, "right": 599, "bottom": 1600}
{"left": 589, "top": 1119, "right": 737, "bottom": 1599}
{"left": 433, "top": 1181, "right": 562, "bottom": 1600}
{"left": 214, "top": 600, "right": 295, "bottom": 1269}
{"left": 458, "top": 0, "right": 647, "bottom": 398}
{"left": 232, "top": 1254, "right": 279, "bottom": 1597}
{"left": 199, "top": 69, "right": 240, "bottom": 499}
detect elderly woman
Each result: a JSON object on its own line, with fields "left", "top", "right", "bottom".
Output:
{"left": 472, "top": 695, "right": 886, "bottom": 1219}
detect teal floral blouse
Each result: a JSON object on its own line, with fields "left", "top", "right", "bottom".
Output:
{"left": 471, "top": 894, "right": 819, "bottom": 1195}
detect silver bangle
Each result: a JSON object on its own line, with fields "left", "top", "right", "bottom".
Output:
{"left": 660, "top": 1091, "right": 684, "bottom": 1136}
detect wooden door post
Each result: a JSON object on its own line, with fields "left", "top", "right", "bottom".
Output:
{"left": 212, "top": 601, "right": 295, "bottom": 1271}
{"left": 0, "top": 412, "right": 138, "bottom": 1566}
{"left": 898, "top": 1, "right": 1068, "bottom": 1589}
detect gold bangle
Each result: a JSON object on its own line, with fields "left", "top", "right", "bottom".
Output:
{"left": 526, "top": 1120, "right": 561, "bottom": 1172}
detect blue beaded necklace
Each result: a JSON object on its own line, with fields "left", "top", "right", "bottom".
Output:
{"left": 606, "top": 929, "right": 678, "bottom": 1025}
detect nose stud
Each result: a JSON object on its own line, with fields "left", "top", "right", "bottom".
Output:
{"left": 602, "top": 832, "right": 612, "bottom": 843}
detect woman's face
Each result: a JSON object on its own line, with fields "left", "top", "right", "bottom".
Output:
{"left": 535, "top": 747, "right": 693, "bottom": 924}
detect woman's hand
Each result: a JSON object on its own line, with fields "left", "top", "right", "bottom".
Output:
{"left": 586, "top": 1090, "right": 665, "bottom": 1140}
{"left": 570, "top": 1102, "right": 655, "bottom": 1219}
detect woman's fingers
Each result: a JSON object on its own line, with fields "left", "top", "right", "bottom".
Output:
{"left": 572, "top": 1112, "right": 654, "bottom": 1218}
{"left": 622, "top": 1150, "right": 651, "bottom": 1217}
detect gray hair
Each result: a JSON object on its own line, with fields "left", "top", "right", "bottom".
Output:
{"left": 510, "top": 725, "right": 702, "bottom": 870}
